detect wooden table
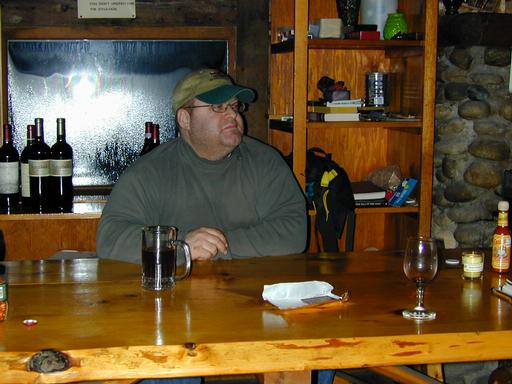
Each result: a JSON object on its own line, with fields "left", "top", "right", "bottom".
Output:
{"left": 1, "top": 251, "right": 512, "bottom": 383}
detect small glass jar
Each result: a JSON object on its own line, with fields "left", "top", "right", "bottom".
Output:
{"left": 383, "top": 12, "right": 408, "bottom": 40}
{"left": 462, "top": 250, "right": 484, "bottom": 280}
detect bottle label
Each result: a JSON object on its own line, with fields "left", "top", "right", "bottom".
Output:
{"left": 21, "top": 163, "right": 30, "bottom": 198}
{"left": 29, "top": 159, "right": 50, "bottom": 177}
{"left": 0, "top": 162, "right": 19, "bottom": 193}
{"left": 492, "top": 233, "right": 511, "bottom": 271}
{"left": 50, "top": 159, "right": 72, "bottom": 177}
{"left": 498, "top": 211, "right": 508, "bottom": 227}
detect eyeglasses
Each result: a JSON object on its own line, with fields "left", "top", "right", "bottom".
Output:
{"left": 186, "top": 101, "right": 247, "bottom": 114}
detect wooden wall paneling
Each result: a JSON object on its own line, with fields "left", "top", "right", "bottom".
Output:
{"left": 236, "top": 0, "right": 270, "bottom": 143}
{"left": 269, "top": 52, "right": 294, "bottom": 116}
{"left": 399, "top": 55, "right": 424, "bottom": 116}
{"left": 307, "top": 125, "right": 389, "bottom": 182}
{"left": 309, "top": 0, "right": 337, "bottom": 20}
{"left": 386, "top": 128, "right": 422, "bottom": 180}
{"left": 270, "top": 0, "right": 295, "bottom": 40}
{"left": 418, "top": 0, "right": 438, "bottom": 237}
{"left": 292, "top": 0, "right": 308, "bottom": 188}
{"left": 0, "top": 216, "right": 99, "bottom": 260}
{"left": 398, "top": 0, "right": 425, "bottom": 34}
{"left": 268, "top": 130, "right": 292, "bottom": 157}
{"left": 353, "top": 212, "right": 418, "bottom": 251}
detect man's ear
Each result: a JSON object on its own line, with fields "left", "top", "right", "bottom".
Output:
{"left": 176, "top": 108, "right": 191, "bottom": 132}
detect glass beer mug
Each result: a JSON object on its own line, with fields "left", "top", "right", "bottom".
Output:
{"left": 141, "top": 225, "right": 192, "bottom": 291}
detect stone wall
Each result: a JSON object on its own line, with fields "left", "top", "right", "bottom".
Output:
{"left": 434, "top": 46, "right": 512, "bottom": 248}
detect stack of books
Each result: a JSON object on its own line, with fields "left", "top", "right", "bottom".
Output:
{"left": 308, "top": 99, "right": 363, "bottom": 122}
{"left": 351, "top": 181, "right": 387, "bottom": 207}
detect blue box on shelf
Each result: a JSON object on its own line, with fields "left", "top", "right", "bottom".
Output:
{"left": 388, "top": 178, "right": 418, "bottom": 207}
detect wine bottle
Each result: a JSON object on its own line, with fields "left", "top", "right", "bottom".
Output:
{"left": 152, "top": 123, "right": 160, "bottom": 148}
{"left": 139, "top": 121, "right": 154, "bottom": 156}
{"left": 50, "top": 118, "right": 73, "bottom": 213}
{"left": 28, "top": 118, "right": 51, "bottom": 213}
{"left": 20, "top": 124, "right": 35, "bottom": 208}
{"left": 0, "top": 123, "right": 20, "bottom": 211}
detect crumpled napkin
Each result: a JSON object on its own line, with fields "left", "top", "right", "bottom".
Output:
{"left": 262, "top": 281, "right": 342, "bottom": 309}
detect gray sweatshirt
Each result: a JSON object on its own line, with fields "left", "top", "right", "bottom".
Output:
{"left": 96, "top": 136, "right": 307, "bottom": 263}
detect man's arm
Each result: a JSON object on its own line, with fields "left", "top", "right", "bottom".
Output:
{"left": 96, "top": 166, "right": 159, "bottom": 263}
{"left": 225, "top": 150, "right": 307, "bottom": 258}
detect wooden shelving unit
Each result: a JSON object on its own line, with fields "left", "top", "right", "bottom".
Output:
{"left": 268, "top": 0, "right": 438, "bottom": 251}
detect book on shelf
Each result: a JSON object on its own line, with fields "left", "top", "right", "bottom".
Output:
{"left": 308, "top": 105, "right": 359, "bottom": 113}
{"left": 308, "top": 112, "right": 360, "bottom": 122}
{"left": 351, "top": 181, "right": 387, "bottom": 201}
{"left": 355, "top": 198, "right": 388, "bottom": 207}
{"left": 326, "top": 98, "right": 363, "bottom": 107}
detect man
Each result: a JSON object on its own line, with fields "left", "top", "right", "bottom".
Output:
{"left": 97, "top": 68, "right": 307, "bottom": 262}
{"left": 96, "top": 68, "right": 307, "bottom": 384}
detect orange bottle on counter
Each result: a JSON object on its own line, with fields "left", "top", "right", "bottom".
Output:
{"left": 492, "top": 200, "right": 511, "bottom": 273}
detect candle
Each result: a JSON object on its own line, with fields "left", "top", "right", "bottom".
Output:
{"left": 462, "top": 251, "right": 484, "bottom": 279}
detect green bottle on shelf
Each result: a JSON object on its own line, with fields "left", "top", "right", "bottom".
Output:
{"left": 383, "top": 12, "right": 408, "bottom": 40}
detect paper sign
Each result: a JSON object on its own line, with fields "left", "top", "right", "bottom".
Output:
{"left": 78, "top": 0, "right": 136, "bottom": 19}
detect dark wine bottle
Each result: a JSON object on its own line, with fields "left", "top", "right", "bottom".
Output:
{"left": 152, "top": 123, "right": 160, "bottom": 148}
{"left": 0, "top": 123, "right": 20, "bottom": 211}
{"left": 28, "top": 118, "right": 51, "bottom": 213}
{"left": 139, "top": 121, "right": 154, "bottom": 156}
{"left": 20, "top": 124, "right": 35, "bottom": 208}
{"left": 50, "top": 118, "right": 73, "bottom": 213}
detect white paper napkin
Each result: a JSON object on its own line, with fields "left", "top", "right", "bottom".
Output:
{"left": 262, "top": 281, "right": 342, "bottom": 309}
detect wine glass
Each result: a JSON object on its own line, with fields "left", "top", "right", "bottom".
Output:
{"left": 402, "top": 236, "right": 439, "bottom": 320}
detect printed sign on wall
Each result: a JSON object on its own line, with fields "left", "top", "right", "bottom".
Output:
{"left": 78, "top": 0, "right": 136, "bottom": 19}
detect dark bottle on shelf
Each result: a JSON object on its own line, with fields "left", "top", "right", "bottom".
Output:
{"left": 152, "top": 123, "right": 160, "bottom": 148}
{"left": 20, "top": 124, "right": 35, "bottom": 208}
{"left": 50, "top": 118, "right": 73, "bottom": 213}
{"left": 140, "top": 121, "right": 154, "bottom": 156}
{"left": 28, "top": 118, "right": 51, "bottom": 213}
{"left": 0, "top": 123, "right": 20, "bottom": 211}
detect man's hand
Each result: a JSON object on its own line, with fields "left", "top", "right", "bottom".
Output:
{"left": 185, "top": 227, "right": 228, "bottom": 261}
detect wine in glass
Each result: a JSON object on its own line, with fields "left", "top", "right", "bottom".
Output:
{"left": 402, "top": 236, "right": 438, "bottom": 320}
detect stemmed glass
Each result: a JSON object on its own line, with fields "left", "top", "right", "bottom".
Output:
{"left": 402, "top": 236, "right": 438, "bottom": 320}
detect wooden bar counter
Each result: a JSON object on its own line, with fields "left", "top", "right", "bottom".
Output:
{"left": 1, "top": 251, "right": 512, "bottom": 383}
{"left": 0, "top": 202, "right": 104, "bottom": 260}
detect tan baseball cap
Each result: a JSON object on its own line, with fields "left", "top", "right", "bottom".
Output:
{"left": 171, "top": 68, "right": 255, "bottom": 113}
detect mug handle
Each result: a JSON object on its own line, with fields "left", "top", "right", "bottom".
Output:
{"left": 173, "top": 240, "right": 192, "bottom": 280}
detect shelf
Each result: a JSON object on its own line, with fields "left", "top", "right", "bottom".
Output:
{"left": 271, "top": 38, "right": 424, "bottom": 54}
{"left": 268, "top": 0, "right": 437, "bottom": 252}
{"left": 269, "top": 118, "right": 294, "bottom": 133}
{"left": 355, "top": 206, "right": 419, "bottom": 214}
{"left": 0, "top": 202, "right": 104, "bottom": 220}
{"left": 308, "top": 120, "right": 423, "bottom": 130}
{"left": 269, "top": 119, "right": 423, "bottom": 132}
{"left": 309, "top": 206, "right": 419, "bottom": 216}
{"left": 309, "top": 38, "right": 424, "bottom": 50}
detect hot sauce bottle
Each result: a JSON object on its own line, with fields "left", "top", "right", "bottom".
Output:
{"left": 0, "top": 265, "right": 7, "bottom": 321}
{"left": 492, "top": 200, "right": 511, "bottom": 273}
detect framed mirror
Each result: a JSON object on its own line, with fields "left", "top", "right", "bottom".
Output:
{"left": 3, "top": 27, "right": 235, "bottom": 194}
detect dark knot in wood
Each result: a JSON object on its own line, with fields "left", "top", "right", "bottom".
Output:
{"left": 28, "top": 349, "right": 70, "bottom": 373}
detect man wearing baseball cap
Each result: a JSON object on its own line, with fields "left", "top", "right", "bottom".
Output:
{"left": 97, "top": 68, "right": 306, "bottom": 266}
